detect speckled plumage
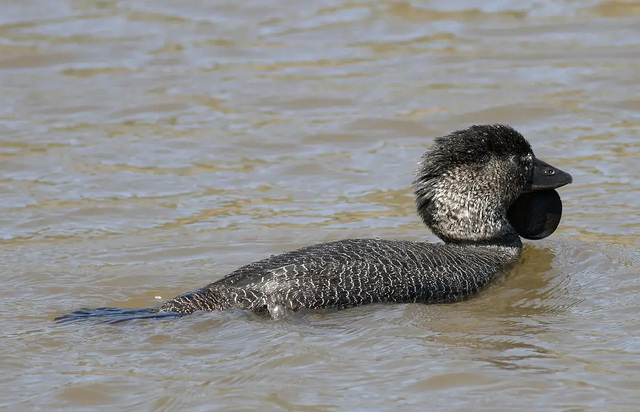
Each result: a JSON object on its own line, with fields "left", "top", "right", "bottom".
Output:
{"left": 161, "top": 239, "right": 520, "bottom": 317}
{"left": 56, "top": 124, "right": 553, "bottom": 323}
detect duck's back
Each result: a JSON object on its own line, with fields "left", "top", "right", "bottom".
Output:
{"left": 161, "top": 238, "right": 521, "bottom": 315}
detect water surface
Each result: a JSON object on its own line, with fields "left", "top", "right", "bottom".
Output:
{"left": 1, "top": 0, "right": 640, "bottom": 410}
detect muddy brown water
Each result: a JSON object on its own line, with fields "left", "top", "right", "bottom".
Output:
{"left": 1, "top": 0, "right": 640, "bottom": 410}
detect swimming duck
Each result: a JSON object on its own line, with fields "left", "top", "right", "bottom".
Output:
{"left": 56, "top": 124, "right": 572, "bottom": 323}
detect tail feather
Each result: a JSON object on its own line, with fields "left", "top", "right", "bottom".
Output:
{"left": 54, "top": 307, "right": 183, "bottom": 324}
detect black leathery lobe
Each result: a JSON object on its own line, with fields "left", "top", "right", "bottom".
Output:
{"left": 508, "top": 189, "right": 563, "bottom": 240}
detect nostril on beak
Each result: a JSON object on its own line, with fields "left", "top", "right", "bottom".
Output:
{"left": 544, "top": 169, "right": 556, "bottom": 176}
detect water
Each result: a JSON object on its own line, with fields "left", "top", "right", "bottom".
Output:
{"left": 1, "top": 0, "right": 639, "bottom": 410}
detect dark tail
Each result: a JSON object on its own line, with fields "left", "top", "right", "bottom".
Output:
{"left": 54, "top": 307, "right": 184, "bottom": 324}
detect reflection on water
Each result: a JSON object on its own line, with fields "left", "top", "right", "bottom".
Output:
{"left": 1, "top": 0, "right": 639, "bottom": 410}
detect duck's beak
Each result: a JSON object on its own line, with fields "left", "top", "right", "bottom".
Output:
{"left": 523, "top": 158, "right": 572, "bottom": 192}
{"left": 508, "top": 157, "right": 572, "bottom": 240}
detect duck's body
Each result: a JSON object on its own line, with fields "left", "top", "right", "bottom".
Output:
{"left": 161, "top": 239, "right": 521, "bottom": 317}
{"left": 56, "top": 124, "right": 572, "bottom": 323}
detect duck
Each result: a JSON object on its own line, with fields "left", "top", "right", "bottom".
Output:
{"left": 55, "top": 124, "right": 572, "bottom": 323}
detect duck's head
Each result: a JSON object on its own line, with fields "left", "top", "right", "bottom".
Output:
{"left": 413, "top": 124, "right": 572, "bottom": 246}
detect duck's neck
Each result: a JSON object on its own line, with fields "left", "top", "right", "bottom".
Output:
{"left": 427, "top": 202, "right": 521, "bottom": 247}
{"left": 414, "top": 164, "right": 522, "bottom": 248}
